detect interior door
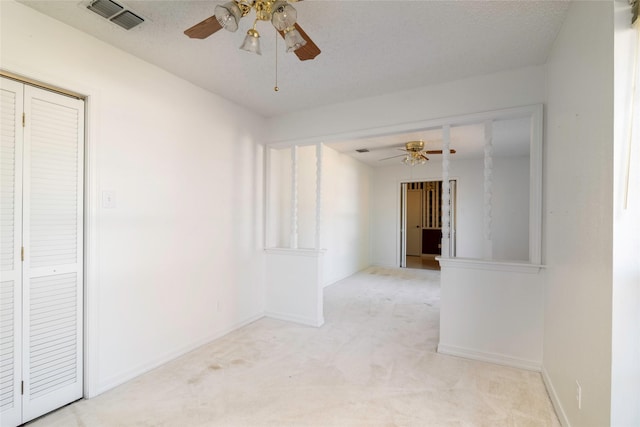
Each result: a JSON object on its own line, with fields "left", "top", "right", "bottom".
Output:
{"left": 22, "top": 85, "right": 84, "bottom": 423}
{"left": 0, "top": 77, "right": 84, "bottom": 426}
{"left": 406, "top": 189, "right": 422, "bottom": 256}
{"left": 0, "top": 76, "right": 25, "bottom": 427}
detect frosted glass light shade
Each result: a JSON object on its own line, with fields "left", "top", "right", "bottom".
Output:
{"left": 402, "top": 154, "right": 427, "bottom": 166}
{"left": 284, "top": 28, "right": 306, "bottom": 52}
{"left": 240, "top": 29, "right": 261, "bottom": 55}
{"left": 271, "top": 1, "right": 297, "bottom": 31}
{"left": 215, "top": 2, "right": 242, "bottom": 32}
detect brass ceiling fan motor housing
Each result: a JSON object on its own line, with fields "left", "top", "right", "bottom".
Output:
{"left": 405, "top": 140, "right": 425, "bottom": 152}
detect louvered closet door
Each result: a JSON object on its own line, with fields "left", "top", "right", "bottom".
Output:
{"left": 21, "top": 85, "right": 84, "bottom": 423}
{"left": 0, "top": 77, "right": 25, "bottom": 427}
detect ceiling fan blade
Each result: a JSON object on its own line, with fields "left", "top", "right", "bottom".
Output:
{"left": 184, "top": 15, "right": 223, "bottom": 39}
{"left": 424, "top": 149, "right": 457, "bottom": 154}
{"left": 278, "top": 23, "right": 321, "bottom": 61}
{"left": 420, "top": 154, "right": 430, "bottom": 161}
{"left": 292, "top": 24, "right": 321, "bottom": 60}
{"left": 378, "top": 154, "right": 407, "bottom": 161}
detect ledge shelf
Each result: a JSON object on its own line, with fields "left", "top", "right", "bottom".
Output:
{"left": 436, "top": 257, "right": 544, "bottom": 274}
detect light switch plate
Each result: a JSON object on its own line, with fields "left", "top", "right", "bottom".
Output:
{"left": 102, "top": 191, "right": 116, "bottom": 209}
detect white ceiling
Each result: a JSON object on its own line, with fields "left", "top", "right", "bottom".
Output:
{"left": 18, "top": 0, "right": 570, "bottom": 119}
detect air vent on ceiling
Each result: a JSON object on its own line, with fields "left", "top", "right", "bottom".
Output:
{"left": 110, "top": 10, "right": 144, "bottom": 30}
{"left": 87, "top": 0, "right": 144, "bottom": 30}
{"left": 87, "top": 0, "right": 122, "bottom": 18}
{"left": 355, "top": 148, "right": 370, "bottom": 153}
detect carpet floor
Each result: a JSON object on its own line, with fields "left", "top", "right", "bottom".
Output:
{"left": 28, "top": 267, "right": 560, "bottom": 427}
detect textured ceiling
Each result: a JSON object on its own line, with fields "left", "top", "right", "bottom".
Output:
{"left": 18, "top": 0, "right": 570, "bottom": 118}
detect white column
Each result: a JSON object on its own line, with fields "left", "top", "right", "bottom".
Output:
{"left": 315, "top": 143, "right": 323, "bottom": 250}
{"left": 483, "top": 120, "right": 493, "bottom": 259}
{"left": 290, "top": 145, "right": 298, "bottom": 249}
{"left": 441, "top": 124, "right": 451, "bottom": 258}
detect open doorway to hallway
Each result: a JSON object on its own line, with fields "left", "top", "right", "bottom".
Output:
{"left": 400, "top": 180, "right": 457, "bottom": 270}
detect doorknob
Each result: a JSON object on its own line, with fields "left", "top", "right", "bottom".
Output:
{"left": 416, "top": 225, "right": 420, "bottom": 228}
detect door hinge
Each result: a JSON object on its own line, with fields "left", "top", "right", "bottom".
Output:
{"left": 21, "top": 381, "right": 24, "bottom": 395}
{"left": 22, "top": 112, "right": 25, "bottom": 128}
{"left": 21, "top": 247, "right": 24, "bottom": 262}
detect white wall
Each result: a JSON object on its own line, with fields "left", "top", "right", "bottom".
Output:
{"left": 267, "top": 148, "right": 291, "bottom": 248}
{"left": 543, "top": 2, "right": 614, "bottom": 426}
{"left": 266, "top": 144, "right": 372, "bottom": 286}
{"left": 450, "top": 159, "right": 484, "bottom": 259}
{"left": 297, "top": 145, "right": 318, "bottom": 249}
{"left": 371, "top": 154, "right": 528, "bottom": 267}
{"left": 265, "top": 249, "right": 324, "bottom": 327}
{"left": 266, "top": 66, "right": 546, "bottom": 145}
{"left": 372, "top": 160, "right": 478, "bottom": 265}
{"left": 611, "top": 2, "right": 640, "bottom": 426}
{"left": 321, "top": 147, "right": 372, "bottom": 286}
{"left": 0, "top": 1, "right": 267, "bottom": 397}
{"left": 493, "top": 155, "right": 530, "bottom": 261}
{"left": 438, "top": 263, "right": 543, "bottom": 371}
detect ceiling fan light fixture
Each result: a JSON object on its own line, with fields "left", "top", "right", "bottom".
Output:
{"left": 401, "top": 149, "right": 427, "bottom": 166}
{"left": 215, "top": 1, "right": 242, "bottom": 32}
{"left": 271, "top": 1, "right": 297, "bottom": 31}
{"left": 402, "top": 153, "right": 427, "bottom": 166}
{"left": 240, "top": 28, "right": 262, "bottom": 55}
{"left": 184, "top": 0, "right": 321, "bottom": 62}
{"left": 284, "top": 27, "right": 307, "bottom": 52}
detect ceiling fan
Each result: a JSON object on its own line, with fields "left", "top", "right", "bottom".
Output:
{"left": 379, "top": 140, "right": 457, "bottom": 166}
{"left": 183, "top": 0, "right": 321, "bottom": 61}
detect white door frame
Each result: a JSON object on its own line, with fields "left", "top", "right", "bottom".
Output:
{"left": 399, "top": 183, "right": 407, "bottom": 267}
{"left": 397, "top": 179, "right": 458, "bottom": 267}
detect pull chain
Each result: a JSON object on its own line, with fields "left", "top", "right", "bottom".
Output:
{"left": 274, "top": 31, "right": 279, "bottom": 92}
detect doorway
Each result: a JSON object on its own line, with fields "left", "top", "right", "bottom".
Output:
{"left": 400, "top": 180, "right": 456, "bottom": 270}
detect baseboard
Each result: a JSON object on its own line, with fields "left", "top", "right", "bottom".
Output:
{"left": 323, "top": 275, "right": 344, "bottom": 288}
{"left": 264, "top": 311, "right": 324, "bottom": 327}
{"left": 323, "top": 265, "right": 372, "bottom": 288}
{"left": 542, "top": 367, "right": 571, "bottom": 427}
{"left": 437, "top": 343, "right": 541, "bottom": 372}
{"left": 91, "top": 312, "right": 264, "bottom": 397}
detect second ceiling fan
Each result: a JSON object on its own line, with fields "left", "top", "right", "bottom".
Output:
{"left": 184, "top": 0, "right": 321, "bottom": 61}
{"left": 380, "top": 140, "right": 457, "bottom": 166}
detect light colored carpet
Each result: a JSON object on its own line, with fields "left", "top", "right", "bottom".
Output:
{"left": 28, "top": 267, "right": 560, "bottom": 427}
